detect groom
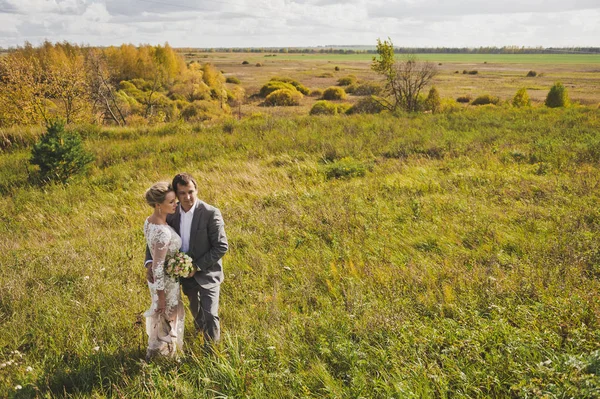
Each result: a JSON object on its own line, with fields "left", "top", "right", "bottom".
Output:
{"left": 145, "top": 172, "right": 228, "bottom": 344}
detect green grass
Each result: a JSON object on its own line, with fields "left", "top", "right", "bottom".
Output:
{"left": 1, "top": 107, "right": 600, "bottom": 397}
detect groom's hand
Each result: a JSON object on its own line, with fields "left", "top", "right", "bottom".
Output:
{"left": 146, "top": 263, "right": 154, "bottom": 283}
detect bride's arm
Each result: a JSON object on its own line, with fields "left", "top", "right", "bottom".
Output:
{"left": 151, "top": 228, "right": 170, "bottom": 311}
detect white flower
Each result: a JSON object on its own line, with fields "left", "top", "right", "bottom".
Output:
{"left": 283, "top": 266, "right": 292, "bottom": 271}
{"left": 15, "top": 385, "right": 22, "bottom": 390}
{"left": 267, "top": 346, "right": 276, "bottom": 350}
{"left": 26, "top": 366, "right": 33, "bottom": 372}
{"left": 93, "top": 346, "right": 100, "bottom": 352}
{"left": 0, "top": 363, "right": 6, "bottom": 368}
{"left": 83, "top": 276, "right": 90, "bottom": 280}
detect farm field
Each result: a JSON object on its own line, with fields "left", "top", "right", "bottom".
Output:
{"left": 1, "top": 106, "right": 600, "bottom": 397}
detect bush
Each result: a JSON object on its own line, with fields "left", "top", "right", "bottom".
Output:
{"left": 512, "top": 88, "right": 531, "bottom": 107}
{"left": 526, "top": 70, "right": 537, "bottom": 77}
{"left": 351, "top": 82, "right": 382, "bottom": 96}
{"left": 309, "top": 100, "right": 350, "bottom": 115}
{"left": 322, "top": 86, "right": 347, "bottom": 100}
{"left": 269, "top": 77, "right": 310, "bottom": 95}
{"left": 226, "top": 76, "right": 241, "bottom": 84}
{"left": 319, "top": 72, "right": 334, "bottom": 78}
{"left": 181, "top": 100, "right": 226, "bottom": 122}
{"left": 424, "top": 86, "right": 441, "bottom": 113}
{"left": 456, "top": 95, "right": 472, "bottom": 103}
{"left": 242, "top": 60, "right": 249, "bottom": 65}
{"left": 264, "top": 89, "right": 303, "bottom": 106}
{"left": 323, "top": 157, "right": 368, "bottom": 180}
{"left": 545, "top": 82, "right": 570, "bottom": 108}
{"left": 471, "top": 94, "right": 500, "bottom": 106}
{"left": 309, "top": 88, "right": 323, "bottom": 98}
{"left": 463, "top": 70, "right": 478, "bottom": 75}
{"left": 255, "top": 63, "right": 262, "bottom": 67}
{"left": 30, "top": 120, "right": 94, "bottom": 183}
{"left": 259, "top": 81, "right": 298, "bottom": 98}
{"left": 346, "top": 96, "right": 386, "bottom": 114}
{"left": 334, "top": 66, "right": 340, "bottom": 71}
{"left": 337, "top": 75, "right": 357, "bottom": 86}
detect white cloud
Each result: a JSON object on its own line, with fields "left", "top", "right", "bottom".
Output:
{"left": 0, "top": 0, "right": 598, "bottom": 48}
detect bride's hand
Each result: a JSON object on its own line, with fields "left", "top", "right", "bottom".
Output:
{"left": 186, "top": 268, "right": 196, "bottom": 278}
{"left": 156, "top": 290, "right": 166, "bottom": 313}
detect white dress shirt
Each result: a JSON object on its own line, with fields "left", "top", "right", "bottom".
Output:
{"left": 179, "top": 200, "right": 197, "bottom": 253}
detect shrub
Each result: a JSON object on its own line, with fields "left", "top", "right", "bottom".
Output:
{"left": 309, "top": 100, "right": 350, "bottom": 115}
{"left": 255, "top": 63, "right": 262, "bottom": 67}
{"left": 264, "top": 89, "right": 303, "bottom": 106}
{"left": 334, "top": 66, "right": 340, "bottom": 71}
{"left": 352, "top": 82, "right": 382, "bottom": 96}
{"left": 226, "top": 76, "right": 241, "bottom": 84}
{"left": 259, "top": 81, "right": 298, "bottom": 98}
{"left": 463, "top": 70, "right": 478, "bottom": 75}
{"left": 545, "top": 82, "right": 570, "bottom": 108}
{"left": 526, "top": 70, "right": 537, "bottom": 77}
{"left": 323, "top": 157, "right": 368, "bottom": 180}
{"left": 456, "top": 95, "right": 472, "bottom": 103}
{"left": 309, "top": 88, "right": 323, "bottom": 98}
{"left": 181, "top": 100, "right": 225, "bottom": 122}
{"left": 424, "top": 86, "right": 441, "bottom": 113}
{"left": 337, "top": 75, "right": 357, "bottom": 86}
{"left": 242, "top": 60, "right": 249, "bottom": 65}
{"left": 322, "top": 86, "right": 347, "bottom": 100}
{"left": 30, "top": 120, "right": 94, "bottom": 183}
{"left": 319, "top": 72, "right": 334, "bottom": 78}
{"left": 471, "top": 94, "right": 500, "bottom": 106}
{"left": 440, "top": 98, "right": 461, "bottom": 113}
{"left": 346, "top": 96, "right": 386, "bottom": 114}
{"left": 512, "top": 88, "right": 531, "bottom": 107}
{"left": 269, "top": 77, "right": 310, "bottom": 95}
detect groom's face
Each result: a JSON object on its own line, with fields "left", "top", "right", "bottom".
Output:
{"left": 176, "top": 181, "right": 197, "bottom": 212}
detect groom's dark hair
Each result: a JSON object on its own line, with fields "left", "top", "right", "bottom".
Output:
{"left": 172, "top": 173, "right": 198, "bottom": 191}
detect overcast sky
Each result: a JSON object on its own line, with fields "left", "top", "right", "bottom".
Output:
{"left": 0, "top": 0, "right": 599, "bottom": 49}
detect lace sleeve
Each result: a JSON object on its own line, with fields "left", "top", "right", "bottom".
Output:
{"left": 151, "top": 227, "right": 171, "bottom": 290}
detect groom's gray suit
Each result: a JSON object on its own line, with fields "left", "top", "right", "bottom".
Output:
{"left": 146, "top": 200, "right": 228, "bottom": 343}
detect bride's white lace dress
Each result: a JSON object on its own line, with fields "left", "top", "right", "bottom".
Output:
{"left": 143, "top": 219, "right": 185, "bottom": 360}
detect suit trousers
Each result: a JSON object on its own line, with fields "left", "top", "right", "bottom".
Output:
{"left": 181, "top": 278, "right": 220, "bottom": 344}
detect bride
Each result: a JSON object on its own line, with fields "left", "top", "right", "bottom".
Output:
{"left": 143, "top": 182, "right": 185, "bottom": 360}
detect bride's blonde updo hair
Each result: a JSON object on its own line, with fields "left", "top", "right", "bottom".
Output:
{"left": 145, "top": 181, "right": 173, "bottom": 207}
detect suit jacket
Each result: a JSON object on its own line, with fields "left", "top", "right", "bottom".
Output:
{"left": 146, "top": 200, "right": 228, "bottom": 288}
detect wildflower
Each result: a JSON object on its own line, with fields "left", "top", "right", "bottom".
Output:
{"left": 26, "top": 366, "right": 33, "bottom": 372}
{"left": 84, "top": 276, "right": 90, "bottom": 280}
{"left": 283, "top": 266, "right": 292, "bottom": 271}
{"left": 267, "top": 346, "right": 276, "bottom": 350}
{"left": 15, "top": 385, "right": 22, "bottom": 390}
{"left": 0, "top": 363, "right": 6, "bottom": 368}
{"left": 93, "top": 346, "right": 100, "bottom": 352}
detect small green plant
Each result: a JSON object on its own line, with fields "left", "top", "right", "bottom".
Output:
{"left": 322, "top": 87, "right": 347, "bottom": 100}
{"left": 30, "top": 120, "right": 94, "bottom": 183}
{"left": 424, "top": 86, "right": 441, "bottom": 113}
{"left": 264, "top": 89, "right": 302, "bottom": 106}
{"left": 309, "top": 100, "right": 350, "bottom": 115}
{"left": 322, "top": 157, "right": 368, "bottom": 180}
{"left": 337, "top": 75, "right": 357, "bottom": 86}
{"left": 269, "top": 77, "right": 310, "bottom": 95}
{"left": 346, "top": 96, "right": 386, "bottom": 114}
{"left": 259, "top": 81, "right": 298, "bottom": 98}
{"left": 351, "top": 82, "right": 382, "bottom": 96}
{"left": 545, "top": 82, "right": 570, "bottom": 108}
{"left": 471, "top": 94, "right": 500, "bottom": 106}
{"left": 512, "top": 88, "right": 531, "bottom": 107}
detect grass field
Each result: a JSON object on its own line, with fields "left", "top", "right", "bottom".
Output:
{"left": 180, "top": 51, "right": 600, "bottom": 112}
{"left": 1, "top": 106, "right": 600, "bottom": 397}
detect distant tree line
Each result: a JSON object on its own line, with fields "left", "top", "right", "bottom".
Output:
{"left": 0, "top": 41, "right": 234, "bottom": 127}
{"left": 181, "top": 46, "right": 600, "bottom": 55}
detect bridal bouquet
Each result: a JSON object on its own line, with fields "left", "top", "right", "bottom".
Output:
{"left": 165, "top": 251, "right": 194, "bottom": 278}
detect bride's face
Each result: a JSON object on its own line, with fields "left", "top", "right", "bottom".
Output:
{"left": 158, "top": 191, "right": 178, "bottom": 215}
